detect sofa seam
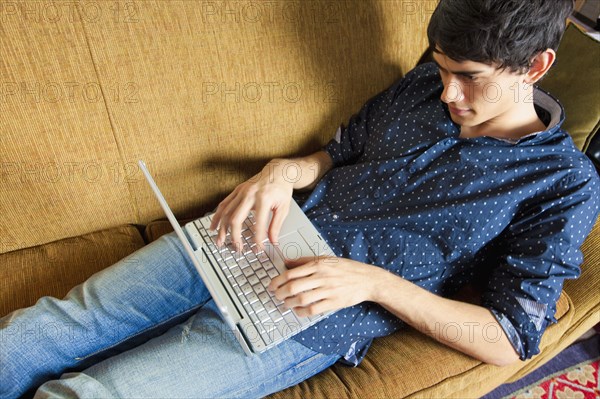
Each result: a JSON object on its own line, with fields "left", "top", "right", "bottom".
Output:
{"left": 75, "top": 1, "right": 141, "bottom": 224}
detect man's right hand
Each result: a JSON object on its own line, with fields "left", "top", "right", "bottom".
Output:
{"left": 209, "top": 159, "right": 294, "bottom": 251}
{"left": 208, "top": 151, "right": 333, "bottom": 251}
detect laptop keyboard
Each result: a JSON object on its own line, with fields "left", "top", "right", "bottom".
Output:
{"left": 193, "top": 212, "right": 321, "bottom": 348}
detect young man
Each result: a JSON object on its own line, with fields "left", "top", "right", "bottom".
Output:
{"left": 2, "top": 0, "right": 598, "bottom": 397}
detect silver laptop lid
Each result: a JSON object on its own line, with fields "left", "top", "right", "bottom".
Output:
{"left": 137, "top": 160, "right": 251, "bottom": 355}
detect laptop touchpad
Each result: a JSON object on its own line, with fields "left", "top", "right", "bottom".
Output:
{"left": 275, "top": 230, "right": 317, "bottom": 261}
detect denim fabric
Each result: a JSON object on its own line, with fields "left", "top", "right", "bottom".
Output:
{"left": 0, "top": 232, "right": 339, "bottom": 399}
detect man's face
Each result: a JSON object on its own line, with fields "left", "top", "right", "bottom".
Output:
{"left": 431, "top": 49, "right": 529, "bottom": 131}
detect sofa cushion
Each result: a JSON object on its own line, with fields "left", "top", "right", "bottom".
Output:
{"left": 0, "top": 225, "right": 145, "bottom": 317}
{"left": 539, "top": 23, "right": 600, "bottom": 151}
{"left": 144, "top": 219, "right": 195, "bottom": 243}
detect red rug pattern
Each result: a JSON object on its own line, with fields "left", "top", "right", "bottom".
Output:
{"left": 505, "top": 358, "right": 600, "bottom": 399}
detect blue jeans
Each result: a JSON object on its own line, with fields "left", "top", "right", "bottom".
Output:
{"left": 0, "top": 232, "right": 340, "bottom": 398}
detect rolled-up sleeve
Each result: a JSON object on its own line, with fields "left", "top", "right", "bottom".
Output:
{"left": 481, "top": 170, "right": 600, "bottom": 360}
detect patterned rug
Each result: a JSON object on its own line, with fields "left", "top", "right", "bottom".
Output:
{"left": 483, "top": 332, "right": 600, "bottom": 399}
{"left": 504, "top": 358, "right": 599, "bottom": 399}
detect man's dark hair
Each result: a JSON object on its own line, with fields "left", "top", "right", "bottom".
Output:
{"left": 427, "top": 0, "right": 574, "bottom": 73}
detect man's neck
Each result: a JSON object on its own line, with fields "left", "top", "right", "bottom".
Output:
{"left": 459, "top": 102, "right": 547, "bottom": 141}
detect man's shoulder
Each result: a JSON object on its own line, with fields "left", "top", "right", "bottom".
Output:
{"left": 381, "top": 62, "right": 443, "bottom": 107}
{"left": 392, "top": 62, "right": 440, "bottom": 88}
{"left": 407, "top": 62, "right": 439, "bottom": 77}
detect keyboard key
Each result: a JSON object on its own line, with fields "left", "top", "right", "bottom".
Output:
{"left": 235, "top": 274, "right": 248, "bottom": 286}
{"left": 230, "top": 267, "right": 242, "bottom": 277}
{"left": 251, "top": 261, "right": 262, "bottom": 271}
{"left": 264, "top": 300, "right": 277, "bottom": 313}
{"left": 258, "top": 292, "right": 271, "bottom": 304}
{"left": 271, "top": 312, "right": 283, "bottom": 323}
{"left": 233, "top": 250, "right": 245, "bottom": 261}
{"left": 255, "top": 269, "right": 268, "bottom": 279}
{"left": 221, "top": 268, "right": 232, "bottom": 279}
{"left": 246, "top": 292, "right": 259, "bottom": 304}
{"left": 200, "top": 218, "right": 211, "bottom": 230}
{"left": 261, "top": 260, "right": 275, "bottom": 270}
{"left": 267, "top": 268, "right": 279, "bottom": 279}
{"left": 241, "top": 284, "right": 253, "bottom": 295}
{"left": 238, "top": 258, "right": 250, "bottom": 269}
{"left": 265, "top": 323, "right": 284, "bottom": 343}
{"left": 248, "top": 310, "right": 260, "bottom": 325}
{"left": 253, "top": 284, "right": 265, "bottom": 295}
{"left": 233, "top": 285, "right": 246, "bottom": 302}
{"left": 252, "top": 301, "right": 265, "bottom": 313}
{"left": 247, "top": 275, "right": 260, "bottom": 286}
{"left": 242, "top": 267, "right": 254, "bottom": 277}
{"left": 257, "top": 310, "right": 270, "bottom": 323}
{"left": 283, "top": 311, "right": 299, "bottom": 327}
{"left": 276, "top": 301, "right": 289, "bottom": 313}
{"left": 258, "top": 252, "right": 270, "bottom": 263}
{"left": 261, "top": 276, "right": 271, "bottom": 287}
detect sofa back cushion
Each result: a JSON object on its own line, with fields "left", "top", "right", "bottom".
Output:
{"left": 1, "top": 1, "right": 432, "bottom": 253}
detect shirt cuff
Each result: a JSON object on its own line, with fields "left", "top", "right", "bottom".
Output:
{"left": 489, "top": 308, "right": 526, "bottom": 360}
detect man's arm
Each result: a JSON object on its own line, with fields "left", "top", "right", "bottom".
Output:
{"left": 370, "top": 268, "right": 520, "bottom": 366}
{"left": 267, "top": 150, "right": 333, "bottom": 192}
{"left": 269, "top": 257, "right": 520, "bottom": 367}
{"left": 210, "top": 150, "right": 333, "bottom": 249}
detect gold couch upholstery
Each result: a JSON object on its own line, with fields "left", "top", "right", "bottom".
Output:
{"left": 1, "top": 1, "right": 598, "bottom": 397}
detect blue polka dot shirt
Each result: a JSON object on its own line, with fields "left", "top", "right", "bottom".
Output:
{"left": 290, "top": 63, "right": 600, "bottom": 366}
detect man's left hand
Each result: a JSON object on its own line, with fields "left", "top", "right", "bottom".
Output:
{"left": 267, "top": 256, "right": 379, "bottom": 317}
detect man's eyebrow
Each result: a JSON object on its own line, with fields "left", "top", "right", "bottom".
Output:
{"left": 431, "top": 57, "right": 486, "bottom": 76}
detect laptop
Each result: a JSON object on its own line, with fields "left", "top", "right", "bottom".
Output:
{"left": 138, "top": 160, "right": 335, "bottom": 356}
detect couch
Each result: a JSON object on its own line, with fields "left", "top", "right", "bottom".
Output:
{"left": 1, "top": 1, "right": 599, "bottom": 397}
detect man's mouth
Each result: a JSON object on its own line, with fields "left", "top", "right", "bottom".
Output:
{"left": 448, "top": 105, "right": 471, "bottom": 116}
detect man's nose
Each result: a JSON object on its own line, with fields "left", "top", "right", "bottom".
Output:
{"left": 441, "top": 80, "right": 465, "bottom": 104}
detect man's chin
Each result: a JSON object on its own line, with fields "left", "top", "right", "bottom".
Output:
{"left": 449, "top": 112, "right": 477, "bottom": 126}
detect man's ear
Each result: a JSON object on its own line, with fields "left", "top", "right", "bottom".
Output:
{"left": 524, "top": 49, "right": 556, "bottom": 84}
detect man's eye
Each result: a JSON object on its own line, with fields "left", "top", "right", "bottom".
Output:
{"left": 460, "top": 74, "right": 476, "bottom": 81}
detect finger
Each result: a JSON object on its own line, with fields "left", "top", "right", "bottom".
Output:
{"left": 275, "top": 274, "right": 323, "bottom": 301}
{"left": 209, "top": 188, "right": 239, "bottom": 231}
{"left": 252, "top": 197, "right": 272, "bottom": 252}
{"left": 267, "top": 202, "right": 290, "bottom": 246}
{"left": 220, "top": 195, "right": 254, "bottom": 249}
{"left": 294, "top": 299, "right": 335, "bottom": 317}
{"left": 228, "top": 201, "right": 253, "bottom": 252}
{"left": 285, "top": 256, "right": 319, "bottom": 269}
{"left": 284, "top": 287, "right": 328, "bottom": 309}
{"left": 268, "top": 261, "right": 318, "bottom": 292}
{"left": 215, "top": 194, "right": 244, "bottom": 247}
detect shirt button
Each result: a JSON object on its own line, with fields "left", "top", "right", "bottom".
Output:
{"left": 409, "top": 166, "right": 417, "bottom": 173}
{"left": 373, "top": 191, "right": 380, "bottom": 198}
